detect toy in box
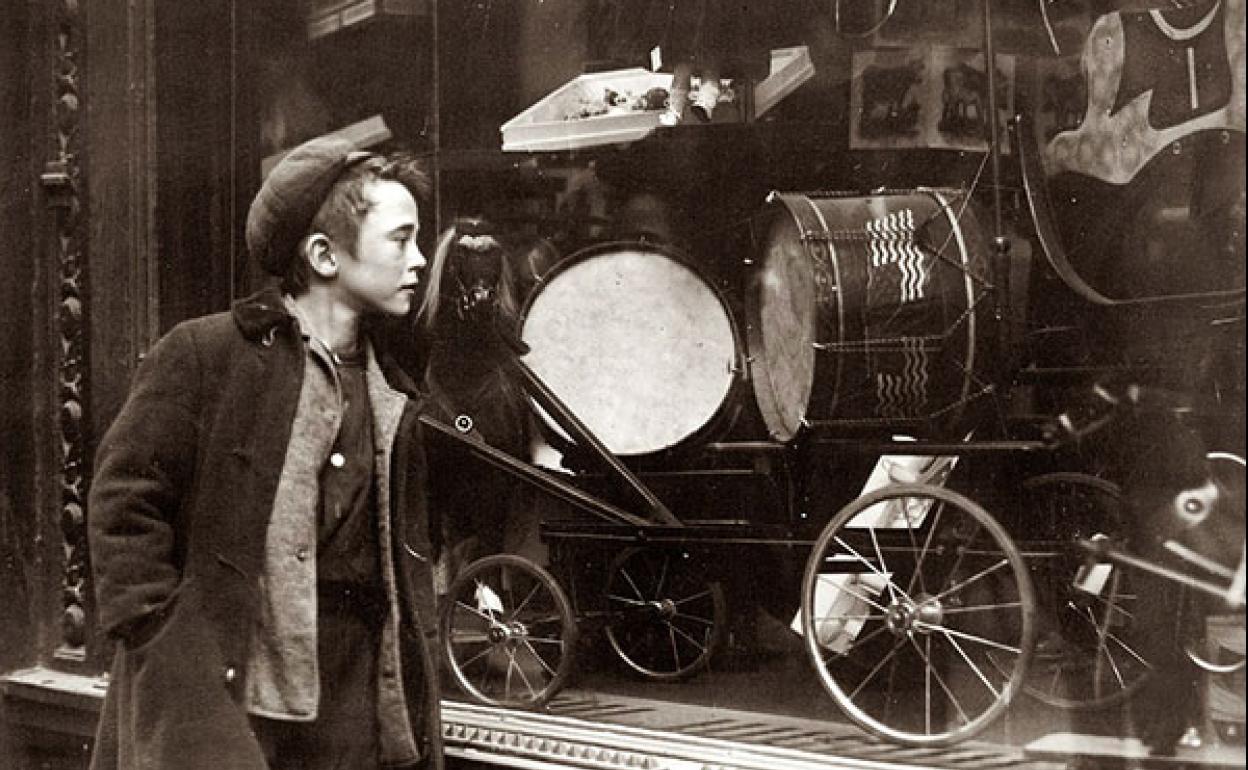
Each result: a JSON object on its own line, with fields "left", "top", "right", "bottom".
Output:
{"left": 501, "top": 67, "right": 748, "bottom": 153}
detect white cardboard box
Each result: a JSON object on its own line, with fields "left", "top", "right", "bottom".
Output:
{"left": 502, "top": 68, "right": 674, "bottom": 153}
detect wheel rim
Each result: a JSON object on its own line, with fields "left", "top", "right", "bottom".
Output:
{"left": 604, "top": 547, "right": 726, "bottom": 680}
{"left": 1021, "top": 472, "right": 1153, "bottom": 710}
{"left": 801, "top": 483, "right": 1035, "bottom": 746}
{"left": 441, "top": 554, "right": 576, "bottom": 708}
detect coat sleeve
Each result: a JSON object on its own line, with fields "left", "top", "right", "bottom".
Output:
{"left": 88, "top": 323, "right": 203, "bottom": 640}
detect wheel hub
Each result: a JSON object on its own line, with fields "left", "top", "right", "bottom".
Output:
{"left": 884, "top": 594, "right": 944, "bottom": 634}
{"left": 650, "top": 598, "right": 678, "bottom": 619}
{"left": 487, "top": 621, "right": 528, "bottom": 644}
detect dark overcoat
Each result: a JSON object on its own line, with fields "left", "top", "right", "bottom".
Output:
{"left": 86, "top": 288, "right": 444, "bottom": 770}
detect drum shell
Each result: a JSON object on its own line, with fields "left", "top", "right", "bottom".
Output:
{"left": 520, "top": 241, "right": 745, "bottom": 458}
{"left": 746, "top": 190, "right": 994, "bottom": 440}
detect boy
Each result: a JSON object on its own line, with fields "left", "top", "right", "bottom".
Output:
{"left": 87, "top": 134, "right": 443, "bottom": 769}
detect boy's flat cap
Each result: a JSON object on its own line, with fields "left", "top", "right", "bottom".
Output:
{"left": 246, "top": 135, "right": 374, "bottom": 276}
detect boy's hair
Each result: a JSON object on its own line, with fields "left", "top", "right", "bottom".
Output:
{"left": 280, "top": 152, "right": 431, "bottom": 296}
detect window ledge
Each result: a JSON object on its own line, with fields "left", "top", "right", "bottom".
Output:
{"left": 1, "top": 666, "right": 105, "bottom": 742}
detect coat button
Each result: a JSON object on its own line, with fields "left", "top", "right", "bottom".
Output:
{"left": 329, "top": 452, "right": 346, "bottom": 468}
{"left": 295, "top": 547, "right": 310, "bottom": 561}
{"left": 223, "top": 666, "right": 238, "bottom": 683}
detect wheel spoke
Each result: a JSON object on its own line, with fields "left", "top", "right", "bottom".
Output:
{"left": 516, "top": 640, "right": 559, "bottom": 678}
{"left": 907, "top": 634, "right": 972, "bottom": 728}
{"left": 869, "top": 526, "right": 899, "bottom": 606}
{"left": 916, "top": 621, "right": 1022, "bottom": 655}
{"left": 905, "top": 502, "right": 946, "bottom": 599}
{"left": 511, "top": 577, "right": 544, "bottom": 619}
{"left": 523, "top": 612, "right": 569, "bottom": 628}
{"left": 833, "top": 535, "right": 915, "bottom": 606}
{"left": 606, "top": 593, "right": 647, "bottom": 607}
{"left": 655, "top": 555, "right": 670, "bottom": 600}
{"left": 667, "top": 619, "right": 710, "bottom": 653}
{"left": 927, "top": 558, "right": 1012, "bottom": 606}
{"left": 504, "top": 647, "right": 537, "bottom": 700}
{"left": 821, "top": 618, "right": 893, "bottom": 664}
{"left": 1076, "top": 602, "right": 1149, "bottom": 669}
{"left": 941, "top": 600, "right": 1023, "bottom": 615}
{"left": 448, "top": 629, "right": 492, "bottom": 644}
{"left": 846, "top": 636, "right": 910, "bottom": 700}
{"left": 458, "top": 645, "right": 495, "bottom": 671}
{"left": 818, "top": 611, "right": 887, "bottom": 623}
{"left": 667, "top": 624, "right": 682, "bottom": 669}
{"left": 1103, "top": 629, "right": 1150, "bottom": 668}
{"left": 672, "top": 611, "right": 717, "bottom": 627}
{"left": 924, "top": 635, "right": 933, "bottom": 736}
{"left": 943, "top": 629, "right": 1006, "bottom": 700}
{"left": 620, "top": 567, "right": 646, "bottom": 602}
{"left": 474, "top": 654, "right": 497, "bottom": 693}
{"left": 673, "top": 588, "right": 716, "bottom": 607}
{"left": 461, "top": 592, "right": 498, "bottom": 624}
{"left": 817, "top": 575, "right": 894, "bottom": 616}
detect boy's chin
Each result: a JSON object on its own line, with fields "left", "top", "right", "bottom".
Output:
{"left": 374, "top": 297, "right": 414, "bottom": 317}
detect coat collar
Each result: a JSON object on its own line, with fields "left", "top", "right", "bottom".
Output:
{"left": 230, "top": 286, "right": 424, "bottom": 400}
{"left": 231, "top": 286, "right": 293, "bottom": 342}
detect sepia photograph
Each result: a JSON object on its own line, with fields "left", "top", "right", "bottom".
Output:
{"left": 1, "top": 2, "right": 1243, "bottom": 769}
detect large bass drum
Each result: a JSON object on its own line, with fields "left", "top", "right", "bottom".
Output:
{"left": 747, "top": 190, "right": 994, "bottom": 441}
{"left": 521, "top": 241, "right": 744, "bottom": 457}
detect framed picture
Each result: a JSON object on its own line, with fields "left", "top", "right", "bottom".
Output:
{"left": 850, "top": 46, "right": 1015, "bottom": 152}
{"left": 850, "top": 47, "right": 928, "bottom": 148}
{"left": 928, "top": 47, "right": 1016, "bottom": 152}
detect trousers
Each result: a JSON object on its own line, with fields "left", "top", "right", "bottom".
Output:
{"left": 250, "top": 598, "right": 382, "bottom": 770}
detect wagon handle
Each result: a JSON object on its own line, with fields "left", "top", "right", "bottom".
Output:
{"left": 1077, "top": 536, "right": 1245, "bottom": 611}
{"left": 501, "top": 340, "right": 683, "bottom": 528}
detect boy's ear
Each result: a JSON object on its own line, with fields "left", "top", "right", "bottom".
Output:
{"left": 302, "top": 233, "right": 338, "bottom": 279}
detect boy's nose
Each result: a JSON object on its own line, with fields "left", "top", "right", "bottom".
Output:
{"left": 409, "top": 241, "right": 427, "bottom": 270}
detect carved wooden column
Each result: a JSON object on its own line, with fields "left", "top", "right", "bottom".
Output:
{"left": 39, "top": 0, "right": 92, "bottom": 665}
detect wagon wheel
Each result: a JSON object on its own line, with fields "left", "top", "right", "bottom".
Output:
{"left": 440, "top": 554, "right": 577, "bottom": 708}
{"left": 603, "top": 546, "right": 727, "bottom": 680}
{"left": 801, "top": 483, "right": 1035, "bottom": 746}
{"left": 1021, "top": 472, "right": 1154, "bottom": 710}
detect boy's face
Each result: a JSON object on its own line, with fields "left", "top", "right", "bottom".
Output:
{"left": 334, "top": 180, "right": 425, "bottom": 317}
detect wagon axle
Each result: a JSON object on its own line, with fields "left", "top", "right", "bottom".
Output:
{"left": 884, "top": 595, "right": 946, "bottom": 635}
{"left": 487, "top": 621, "right": 531, "bottom": 645}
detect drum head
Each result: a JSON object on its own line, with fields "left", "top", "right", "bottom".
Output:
{"left": 521, "top": 243, "right": 740, "bottom": 456}
{"left": 748, "top": 213, "right": 818, "bottom": 441}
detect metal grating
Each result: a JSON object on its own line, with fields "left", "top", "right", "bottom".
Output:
{"left": 437, "top": 690, "right": 1059, "bottom": 770}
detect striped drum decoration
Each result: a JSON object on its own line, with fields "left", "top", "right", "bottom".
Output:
{"left": 745, "top": 189, "right": 995, "bottom": 440}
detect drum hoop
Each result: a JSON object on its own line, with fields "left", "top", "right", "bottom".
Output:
{"left": 743, "top": 220, "right": 797, "bottom": 442}
{"left": 519, "top": 239, "right": 747, "bottom": 458}
{"left": 922, "top": 188, "right": 979, "bottom": 415}
{"left": 747, "top": 195, "right": 850, "bottom": 441}
{"left": 801, "top": 197, "right": 846, "bottom": 421}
